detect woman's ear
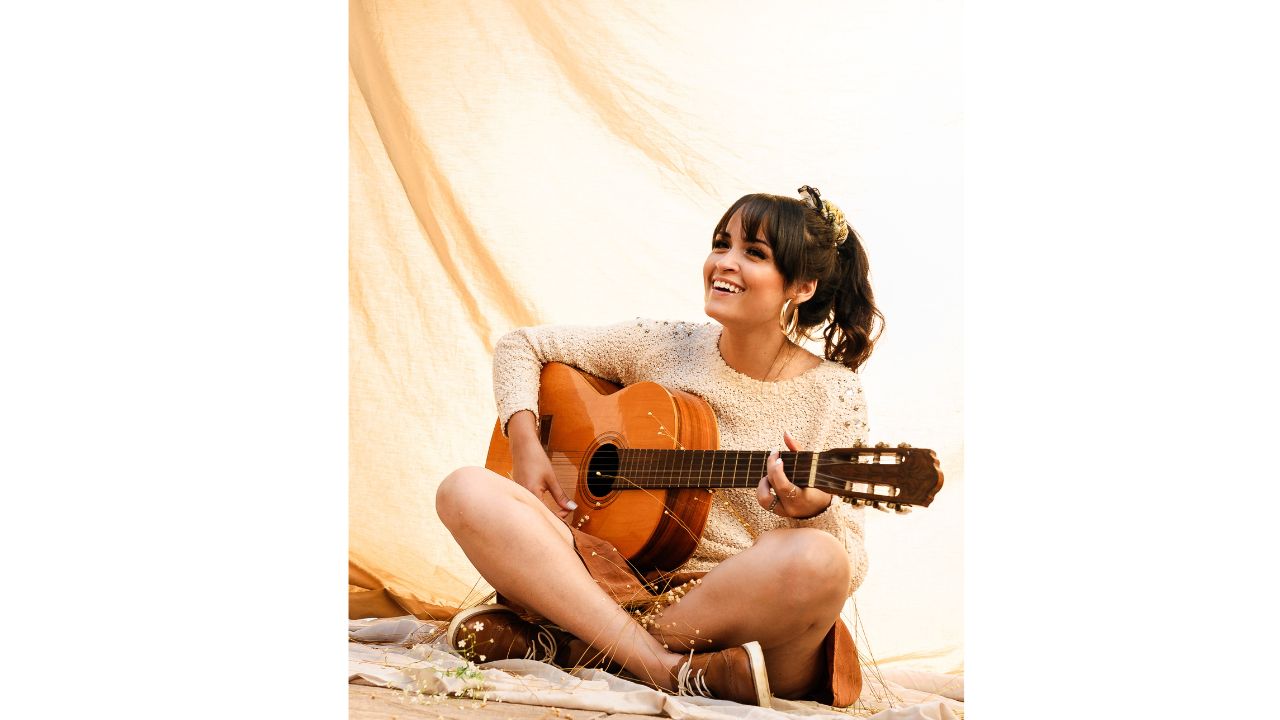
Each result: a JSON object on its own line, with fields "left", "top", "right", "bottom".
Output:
{"left": 793, "top": 279, "right": 818, "bottom": 305}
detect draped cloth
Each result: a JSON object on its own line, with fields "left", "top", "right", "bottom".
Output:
{"left": 350, "top": 0, "right": 963, "bottom": 678}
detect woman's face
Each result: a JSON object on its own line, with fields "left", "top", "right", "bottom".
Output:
{"left": 703, "top": 210, "right": 790, "bottom": 330}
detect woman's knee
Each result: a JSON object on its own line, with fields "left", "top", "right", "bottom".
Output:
{"left": 759, "top": 529, "right": 851, "bottom": 603}
{"left": 436, "top": 466, "right": 499, "bottom": 523}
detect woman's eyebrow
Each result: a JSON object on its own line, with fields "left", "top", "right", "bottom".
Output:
{"left": 747, "top": 236, "right": 772, "bottom": 248}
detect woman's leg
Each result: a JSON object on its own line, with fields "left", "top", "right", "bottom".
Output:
{"left": 643, "top": 528, "right": 852, "bottom": 698}
{"left": 435, "top": 467, "right": 682, "bottom": 687}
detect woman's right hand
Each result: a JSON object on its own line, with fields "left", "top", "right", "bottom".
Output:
{"left": 507, "top": 411, "right": 577, "bottom": 521}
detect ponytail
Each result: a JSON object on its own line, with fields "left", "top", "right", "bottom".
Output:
{"left": 820, "top": 227, "right": 883, "bottom": 372}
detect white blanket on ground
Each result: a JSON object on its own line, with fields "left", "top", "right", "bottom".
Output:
{"left": 349, "top": 617, "right": 963, "bottom": 719}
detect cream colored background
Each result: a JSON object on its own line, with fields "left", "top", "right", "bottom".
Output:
{"left": 350, "top": 0, "right": 962, "bottom": 673}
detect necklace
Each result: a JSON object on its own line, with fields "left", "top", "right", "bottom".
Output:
{"left": 757, "top": 338, "right": 798, "bottom": 397}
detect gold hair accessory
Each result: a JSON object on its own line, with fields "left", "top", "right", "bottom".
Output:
{"left": 797, "top": 185, "right": 850, "bottom": 246}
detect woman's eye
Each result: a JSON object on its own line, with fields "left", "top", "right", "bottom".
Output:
{"left": 747, "top": 247, "right": 767, "bottom": 259}
{"left": 712, "top": 238, "right": 729, "bottom": 249}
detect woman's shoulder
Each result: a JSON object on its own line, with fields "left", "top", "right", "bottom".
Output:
{"left": 807, "top": 355, "right": 864, "bottom": 398}
{"left": 621, "top": 318, "right": 719, "bottom": 344}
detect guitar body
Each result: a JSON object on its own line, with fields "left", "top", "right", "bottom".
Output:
{"left": 485, "top": 362, "right": 718, "bottom": 575}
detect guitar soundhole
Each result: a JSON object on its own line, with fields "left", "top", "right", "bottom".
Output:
{"left": 585, "top": 443, "right": 620, "bottom": 498}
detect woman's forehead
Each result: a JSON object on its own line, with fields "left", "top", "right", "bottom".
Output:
{"left": 726, "top": 210, "right": 772, "bottom": 245}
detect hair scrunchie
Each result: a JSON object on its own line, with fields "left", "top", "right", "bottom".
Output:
{"left": 797, "top": 185, "right": 851, "bottom": 247}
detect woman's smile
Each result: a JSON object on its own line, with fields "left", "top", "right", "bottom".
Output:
{"left": 711, "top": 278, "right": 745, "bottom": 295}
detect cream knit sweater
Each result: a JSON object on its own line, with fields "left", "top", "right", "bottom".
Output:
{"left": 493, "top": 318, "right": 870, "bottom": 595}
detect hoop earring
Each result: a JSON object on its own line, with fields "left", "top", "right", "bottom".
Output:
{"left": 779, "top": 298, "right": 799, "bottom": 336}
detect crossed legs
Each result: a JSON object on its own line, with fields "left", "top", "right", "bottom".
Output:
{"left": 435, "top": 466, "right": 849, "bottom": 698}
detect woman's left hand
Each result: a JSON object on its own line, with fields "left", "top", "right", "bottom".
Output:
{"left": 756, "top": 430, "right": 833, "bottom": 519}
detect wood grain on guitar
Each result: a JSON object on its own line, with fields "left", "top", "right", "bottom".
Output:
{"left": 486, "top": 363, "right": 944, "bottom": 576}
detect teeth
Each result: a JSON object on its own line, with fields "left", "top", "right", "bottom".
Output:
{"left": 712, "top": 280, "right": 743, "bottom": 294}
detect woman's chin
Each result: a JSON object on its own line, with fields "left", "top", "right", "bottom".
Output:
{"left": 703, "top": 303, "right": 740, "bottom": 326}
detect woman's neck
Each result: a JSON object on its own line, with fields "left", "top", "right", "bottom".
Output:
{"left": 719, "top": 321, "right": 803, "bottom": 381}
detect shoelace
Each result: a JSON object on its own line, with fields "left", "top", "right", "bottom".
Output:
{"left": 674, "top": 657, "right": 713, "bottom": 698}
{"left": 523, "top": 626, "right": 559, "bottom": 662}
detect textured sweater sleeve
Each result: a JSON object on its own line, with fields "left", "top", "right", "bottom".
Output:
{"left": 789, "top": 371, "right": 871, "bottom": 593}
{"left": 492, "top": 319, "right": 658, "bottom": 437}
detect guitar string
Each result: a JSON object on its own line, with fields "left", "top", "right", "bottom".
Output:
{"left": 542, "top": 457, "right": 911, "bottom": 485}
{"left": 546, "top": 461, "right": 870, "bottom": 495}
{"left": 545, "top": 459, "right": 909, "bottom": 501}
{"left": 550, "top": 465, "right": 714, "bottom": 545}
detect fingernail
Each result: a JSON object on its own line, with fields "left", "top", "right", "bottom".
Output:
{"left": 775, "top": 458, "right": 783, "bottom": 466}
{"left": 567, "top": 500, "right": 578, "bottom": 510}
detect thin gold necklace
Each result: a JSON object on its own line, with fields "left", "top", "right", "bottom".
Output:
{"left": 758, "top": 337, "right": 797, "bottom": 397}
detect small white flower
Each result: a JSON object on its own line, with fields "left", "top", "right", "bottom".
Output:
{"left": 478, "top": 655, "right": 486, "bottom": 661}
{"left": 473, "top": 621, "right": 485, "bottom": 631}
{"left": 458, "top": 639, "right": 467, "bottom": 647}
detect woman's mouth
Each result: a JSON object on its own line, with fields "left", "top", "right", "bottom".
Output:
{"left": 711, "top": 279, "right": 745, "bottom": 295}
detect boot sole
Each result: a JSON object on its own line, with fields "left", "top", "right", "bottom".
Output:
{"left": 742, "top": 640, "right": 773, "bottom": 708}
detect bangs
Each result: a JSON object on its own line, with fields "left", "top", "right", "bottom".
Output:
{"left": 712, "top": 193, "right": 808, "bottom": 279}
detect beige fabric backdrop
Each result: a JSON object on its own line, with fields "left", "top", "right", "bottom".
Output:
{"left": 350, "top": 0, "right": 962, "bottom": 673}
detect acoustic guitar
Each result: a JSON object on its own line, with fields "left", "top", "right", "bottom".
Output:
{"left": 486, "top": 362, "right": 944, "bottom": 576}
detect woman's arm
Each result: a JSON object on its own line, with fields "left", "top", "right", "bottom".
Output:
{"left": 492, "top": 318, "right": 660, "bottom": 437}
{"left": 492, "top": 319, "right": 663, "bottom": 518}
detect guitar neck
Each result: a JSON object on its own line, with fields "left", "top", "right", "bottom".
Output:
{"left": 618, "top": 449, "right": 816, "bottom": 490}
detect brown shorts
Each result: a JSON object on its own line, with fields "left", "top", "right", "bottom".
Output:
{"left": 501, "top": 527, "right": 862, "bottom": 708}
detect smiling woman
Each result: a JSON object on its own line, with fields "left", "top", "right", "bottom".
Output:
{"left": 434, "top": 186, "right": 884, "bottom": 708}
{"left": 705, "top": 189, "right": 882, "bottom": 388}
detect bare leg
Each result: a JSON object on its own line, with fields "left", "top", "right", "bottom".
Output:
{"left": 436, "top": 467, "right": 682, "bottom": 688}
{"left": 644, "top": 528, "right": 852, "bottom": 698}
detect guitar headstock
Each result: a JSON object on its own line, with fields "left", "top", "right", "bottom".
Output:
{"left": 814, "top": 443, "right": 944, "bottom": 513}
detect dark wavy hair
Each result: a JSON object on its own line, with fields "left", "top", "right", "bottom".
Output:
{"left": 712, "top": 192, "right": 884, "bottom": 371}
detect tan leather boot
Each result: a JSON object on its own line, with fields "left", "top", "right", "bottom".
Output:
{"left": 446, "top": 604, "right": 616, "bottom": 671}
{"left": 670, "top": 641, "right": 772, "bottom": 708}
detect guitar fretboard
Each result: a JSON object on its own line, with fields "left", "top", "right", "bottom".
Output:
{"left": 616, "top": 449, "right": 816, "bottom": 489}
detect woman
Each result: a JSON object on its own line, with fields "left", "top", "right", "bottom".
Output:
{"left": 436, "top": 186, "right": 882, "bottom": 708}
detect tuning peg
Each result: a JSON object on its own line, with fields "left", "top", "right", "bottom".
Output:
{"left": 894, "top": 504, "right": 912, "bottom": 514}
{"left": 897, "top": 442, "right": 912, "bottom": 449}
{"left": 874, "top": 442, "right": 890, "bottom": 449}
{"left": 873, "top": 501, "right": 891, "bottom": 512}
